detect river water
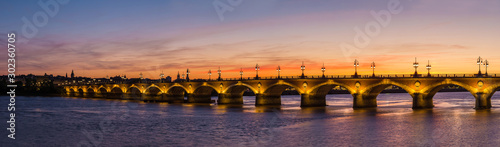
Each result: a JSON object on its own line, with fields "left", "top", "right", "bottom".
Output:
{"left": 1, "top": 92, "right": 500, "bottom": 146}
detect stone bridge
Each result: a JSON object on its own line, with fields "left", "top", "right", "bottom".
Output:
{"left": 63, "top": 77, "right": 500, "bottom": 109}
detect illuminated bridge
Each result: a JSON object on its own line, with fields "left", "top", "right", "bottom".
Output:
{"left": 63, "top": 75, "right": 500, "bottom": 109}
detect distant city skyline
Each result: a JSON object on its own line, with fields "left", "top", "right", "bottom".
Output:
{"left": 1, "top": 0, "right": 499, "bottom": 79}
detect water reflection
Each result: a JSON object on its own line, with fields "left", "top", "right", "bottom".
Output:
{"left": 300, "top": 107, "right": 327, "bottom": 114}
{"left": 3, "top": 92, "right": 500, "bottom": 146}
{"left": 215, "top": 104, "right": 243, "bottom": 109}
{"left": 253, "top": 106, "right": 281, "bottom": 113}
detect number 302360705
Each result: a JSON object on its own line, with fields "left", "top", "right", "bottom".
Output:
{"left": 8, "top": 33, "right": 16, "bottom": 81}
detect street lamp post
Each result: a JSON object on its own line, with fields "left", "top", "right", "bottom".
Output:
{"left": 121, "top": 75, "right": 126, "bottom": 84}
{"left": 321, "top": 63, "right": 326, "bottom": 78}
{"left": 353, "top": 59, "right": 359, "bottom": 78}
{"left": 217, "top": 67, "right": 222, "bottom": 81}
{"left": 255, "top": 64, "right": 260, "bottom": 80}
{"left": 139, "top": 72, "right": 143, "bottom": 83}
{"left": 240, "top": 68, "right": 243, "bottom": 80}
{"left": 186, "top": 68, "right": 190, "bottom": 82}
{"left": 301, "top": 61, "right": 305, "bottom": 79}
{"left": 370, "top": 61, "right": 375, "bottom": 78}
{"left": 277, "top": 65, "right": 281, "bottom": 79}
{"left": 413, "top": 57, "right": 419, "bottom": 77}
{"left": 208, "top": 69, "right": 212, "bottom": 80}
{"left": 159, "top": 71, "right": 164, "bottom": 83}
{"left": 426, "top": 60, "right": 431, "bottom": 77}
{"left": 477, "top": 56, "right": 483, "bottom": 77}
{"left": 484, "top": 59, "right": 489, "bottom": 77}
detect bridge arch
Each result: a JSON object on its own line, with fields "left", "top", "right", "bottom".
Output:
{"left": 189, "top": 85, "right": 218, "bottom": 103}
{"left": 145, "top": 86, "right": 163, "bottom": 95}
{"left": 193, "top": 85, "right": 219, "bottom": 96}
{"left": 255, "top": 82, "right": 303, "bottom": 106}
{"left": 307, "top": 81, "right": 355, "bottom": 96}
{"left": 109, "top": 87, "right": 124, "bottom": 99}
{"left": 166, "top": 85, "right": 188, "bottom": 95}
{"left": 126, "top": 87, "right": 142, "bottom": 100}
{"left": 483, "top": 84, "right": 500, "bottom": 100}
{"left": 98, "top": 86, "right": 108, "bottom": 93}
{"left": 87, "top": 88, "right": 95, "bottom": 97}
{"left": 111, "top": 87, "right": 124, "bottom": 93}
{"left": 353, "top": 80, "right": 415, "bottom": 108}
{"left": 69, "top": 89, "right": 76, "bottom": 97}
{"left": 361, "top": 81, "right": 415, "bottom": 96}
{"left": 163, "top": 85, "right": 190, "bottom": 103}
{"left": 422, "top": 80, "right": 476, "bottom": 98}
{"left": 301, "top": 81, "right": 355, "bottom": 107}
{"left": 218, "top": 83, "right": 257, "bottom": 104}
{"left": 419, "top": 80, "right": 482, "bottom": 108}
{"left": 223, "top": 83, "right": 257, "bottom": 96}
{"left": 98, "top": 86, "right": 107, "bottom": 92}
{"left": 98, "top": 87, "right": 108, "bottom": 98}
{"left": 484, "top": 85, "right": 500, "bottom": 108}
{"left": 77, "top": 89, "right": 84, "bottom": 97}
{"left": 144, "top": 86, "right": 163, "bottom": 101}
{"left": 129, "top": 85, "right": 144, "bottom": 92}
{"left": 77, "top": 87, "right": 85, "bottom": 91}
{"left": 263, "top": 82, "right": 303, "bottom": 96}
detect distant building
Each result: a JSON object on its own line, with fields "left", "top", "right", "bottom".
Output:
{"left": 165, "top": 76, "right": 172, "bottom": 82}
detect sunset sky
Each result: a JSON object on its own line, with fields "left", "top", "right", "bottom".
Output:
{"left": 1, "top": 0, "right": 499, "bottom": 79}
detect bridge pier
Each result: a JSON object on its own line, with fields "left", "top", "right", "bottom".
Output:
{"left": 141, "top": 94, "right": 157, "bottom": 102}
{"left": 217, "top": 94, "right": 243, "bottom": 104}
{"left": 142, "top": 94, "right": 163, "bottom": 102}
{"left": 411, "top": 93, "right": 434, "bottom": 109}
{"left": 164, "top": 94, "right": 186, "bottom": 103}
{"left": 256, "top": 94, "right": 281, "bottom": 106}
{"left": 108, "top": 93, "right": 124, "bottom": 99}
{"left": 123, "top": 93, "right": 142, "bottom": 100}
{"left": 474, "top": 92, "right": 492, "bottom": 109}
{"left": 86, "top": 92, "right": 96, "bottom": 98}
{"left": 352, "top": 93, "right": 377, "bottom": 108}
{"left": 95, "top": 93, "right": 104, "bottom": 98}
{"left": 187, "top": 94, "right": 213, "bottom": 103}
{"left": 300, "top": 94, "right": 326, "bottom": 107}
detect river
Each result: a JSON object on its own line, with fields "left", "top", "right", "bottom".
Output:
{"left": 1, "top": 92, "right": 500, "bottom": 146}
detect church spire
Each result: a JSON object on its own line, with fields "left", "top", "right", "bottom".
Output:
{"left": 71, "top": 70, "right": 75, "bottom": 78}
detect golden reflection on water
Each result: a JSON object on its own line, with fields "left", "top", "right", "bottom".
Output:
{"left": 300, "top": 107, "right": 327, "bottom": 114}
{"left": 154, "top": 103, "right": 169, "bottom": 115}
{"left": 474, "top": 109, "right": 492, "bottom": 116}
{"left": 215, "top": 104, "right": 243, "bottom": 109}
{"left": 378, "top": 100, "right": 413, "bottom": 107}
{"left": 119, "top": 99, "right": 132, "bottom": 103}
{"left": 253, "top": 105, "right": 282, "bottom": 113}
{"left": 157, "top": 102, "right": 169, "bottom": 108}
{"left": 352, "top": 108, "right": 378, "bottom": 114}
{"left": 183, "top": 103, "right": 212, "bottom": 107}
{"left": 409, "top": 109, "right": 434, "bottom": 145}
{"left": 214, "top": 104, "right": 244, "bottom": 114}
{"left": 472, "top": 109, "right": 493, "bottom": 139}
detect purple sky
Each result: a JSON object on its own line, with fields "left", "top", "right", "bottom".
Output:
{"left": 1, "top": 0, "right": 500, "bottom": 79}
